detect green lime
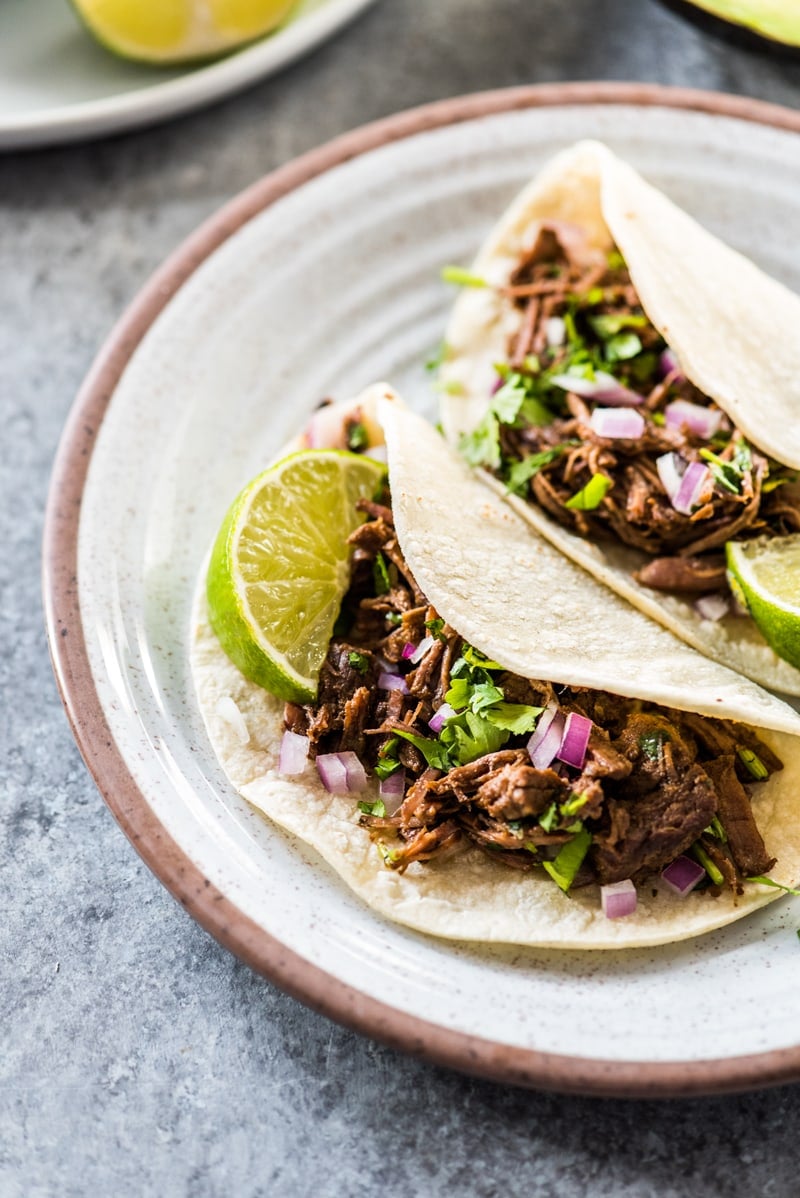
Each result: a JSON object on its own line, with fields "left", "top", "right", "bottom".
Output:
{"left": 726, "top": 535, "right": 800, "bottom": 668}
{"left": 207, "top": 450, "right": 386, "bottom": 702}
{"left": 69, "top": 0, "right": 297, "bottom": 65}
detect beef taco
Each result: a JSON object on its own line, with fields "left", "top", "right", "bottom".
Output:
{"left": 192, "top": 386, "right": 800, "bottom": 948}
{"left": 438, "top": 141, "right": 800, "bottom": 694}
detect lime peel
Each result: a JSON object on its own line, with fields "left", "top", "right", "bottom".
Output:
{"left": 207, "top": 449, "right": 386, "bottom": 703}
{"left": 726, "top": 535, "right": 800, "bottom": 669}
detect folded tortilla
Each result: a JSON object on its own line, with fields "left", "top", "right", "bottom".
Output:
{"left": 191, "top": 386, "right": 800, "bottom": 949}
{"left": 439, "top": 140, "right": 800, "bottom": 695}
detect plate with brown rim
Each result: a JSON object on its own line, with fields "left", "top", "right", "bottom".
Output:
{"left": 44, "top": 82, "right": 800, "bottom": 1098}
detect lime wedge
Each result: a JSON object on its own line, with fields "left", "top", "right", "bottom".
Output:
{"left": 207, "top": 450, "right": 386, "bottom": 703}
{"left": 70, "top": 0, "right": 297, "bottom": 64}
{"left": 726, "top": 535, "right": 800, "bottom": 668}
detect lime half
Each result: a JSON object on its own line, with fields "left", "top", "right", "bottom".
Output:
{"left": 70, "top": 0, "right": 297, "bottom": 65}
{"left": 207, "top": 450, "right": 386, "bottom": 702}
{"left": 726, "top": 535, "right": 800, "bottom": 669}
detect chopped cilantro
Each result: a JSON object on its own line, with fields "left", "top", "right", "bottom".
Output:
{"left": 425, "top": 341, "right": 449, "bottom": 372}
{"left": 425, "top": 616, "right": 446, "bottom": 642}
{"left": 560, "top": 792, "right": 591, "bottom": 817}
{"left": 391, "top": 727, "right": 452, "bottom": 771}
{"left": 700, "top": 442, "right": 752, "bottom": 496}
{"left": 651, "top": 411, "right": 666, "bottom": 427}
{"left": 385, "top": 612, "right": 402, "bottom": 627}
{"left": 358, "top": 798, "right": 386, "bottom": 817}
{"left": 376, "top": 842, "right": 399, "bottom": 866}
{"left": 348, "top": 651, "right": 370, "bottom": 675}
{"left": 346, "top": 421, "right": 368, "bottom": 452}
{"left": 484, "top": 702, "right": 542, "bottom": 734}
{"left": 440, "top": 709, "right": 509, "bottom": 765}
{"left": 604, "top": 332, "right": 643, "bottom": 363}
{"left": 738, "top": 747, "right": 769, "bottom": 781}
{"left": 459, "top": 412, "right": 501, "bottom": 470}
{"left": 746, "top": 876, "right": 800, "bottom": 897}
{"left": 462, "top": 645, "right": 504, "bottom": 671}
{"left": 435, "top": 379, "right": 465, "bottom": 396}
{"left": 505, "top": 446, "right": 567, "bottom": 496}
{"left": 373, "top": 553, "right": 392, "bottom": 595}
{"left": 441, "top": 265, "right": 488, "bottom": 288}
{"left": 588, "top": 313, "right": 647, "bottom": 339}
{"left": 564, "top": 473, "right": 612, "bottom": 511}
{"left": 639, "top": 729, "right": 667, "bottom": 760}
{"left": 542, "top": 827, "right": 592, "bottom": 893}
{"left": 606, "top": 249, "right": 627, "bottom": 270}
{"left": 539, "top": 803, "right": 558, "bottom": 833}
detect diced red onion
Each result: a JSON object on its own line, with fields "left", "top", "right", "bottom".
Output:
{"left": 379, "top": 768, "right": 406, "bottom": 815}
{"left": 556, "top": 711, "right": 593, "bottom": 770}
{"left": 694, "top": 593, "right": 730, "bottom": 622}
{"left": 216, "top": 695, "right": 250, "bottom": 745}
{"left": 378, "top": 672, "right": 408, "bottom": 694}
{"left": 672, "top": 461, "right": 711, "bottom": 516}
{"left": 656, "top": 451, "right": 685, "bottom": 501}
{"left": 549, "top": 371, "right": 644, "bottom": 406}
{"left": 364, "top": 444, "right": 387, "bottom": 462}
{"left": 428, "top": 703, "right": 456, "bottom": 734}
{"left": 589, "top": 407, "right": 645, "bottom": 440}
{"left": 409, "top": 635, "right": 435, "bottom": 665}
{"left": 545, "top": 316, "right": 566, "bottom": 347}
{"left": 661, "top": 855, "right": 705, "bottom": 896}
{"left": 659, "top": 347, "right": 685, "bottom": 382}
{"left": 279, "top": 730, "right": 308, "bottom": 776}
{"left": 665, "top": 400, "right": 722, "bottom": 439}
{"left": 316, "top": 751, "right": 368, "bottom": 794}
{"left": 527, "top": 703, "right": 564, "bottom": 770}
{"left": 601, "top": 879, "right": 637, "bottom": 919}
{"left": 401, "top": 642, "right": 417, "bottom": 660}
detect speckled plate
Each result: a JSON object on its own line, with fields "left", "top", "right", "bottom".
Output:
{"left": 0, "top": 0, "right": 379, "bottom": 150}
{"left": 44, "top": 84, "right": 800, "bottom": 1097}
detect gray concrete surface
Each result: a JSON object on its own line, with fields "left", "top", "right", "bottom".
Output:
{"left": 3, "top": 1, "right": 800, "bottom": 1194}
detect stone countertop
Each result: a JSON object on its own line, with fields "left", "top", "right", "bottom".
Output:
{"left": 3, "top": 1, "right": 800, "bottom": 1194}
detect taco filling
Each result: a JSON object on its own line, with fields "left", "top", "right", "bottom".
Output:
{"left": 454, "top": 225, "right": 800, "bottom": 618}
{"left": 280, "top": 485, "right": 782, "bottom": 903}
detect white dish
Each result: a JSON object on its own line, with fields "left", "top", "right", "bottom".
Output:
{"left": 45, "top": 87, "right": 800, "bottom": 1095}
{"left": 0, "top": 0, "right": 379, "bottom": 150}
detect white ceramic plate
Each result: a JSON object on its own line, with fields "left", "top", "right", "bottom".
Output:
{"left": 0, "top": 0, "right": 379, "bottom": 150}
{"left": 45, "top": 86, "right": 800, "bottom": 1096}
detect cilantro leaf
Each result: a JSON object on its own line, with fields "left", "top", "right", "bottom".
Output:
{"left": 484, "top": 702, "right": 542, "bottom": 734}
{"left": 588, "top": 313, "right": 648, "bottom": 338}
{"left": 564, "top": 474, "right": 612, "bottom": 511}
{"left": 542, "top": 827, "right": 592, "bottom": 893}
{"left": 505, "top": 446, "right": 567, "bottom": 496}
{"left": 440, "top": 709, "right": 508, "bottom": 765}
{"left": 348, "top": 651, "right": 370, "bottom": 675}
{"left": 425, "top": 616, "right": 446, "bottom": 642}
{"left": 346, "top": 421, "right": 368, "bottom": 452}
{"left": 746, "top": 875, "right": 800, "bottom": 897}
{"left": 358, "top": 798, "right": 386, "bottom": 817}
{"left": 392, "top": 727, "right": 452, "bottom": 771}
{"left": 373, "top": 553, "right": 392, "bottom": 595}
{"left": 459, "top": 412, "right": 501, "bottom": 470}
{"left": 462, "top": 645, "right": 504, "bottom": 671}
{"left": 604, "top": 332, "right": 643, "bottom": 363}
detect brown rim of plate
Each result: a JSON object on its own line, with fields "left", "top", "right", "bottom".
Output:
{"left": 43, "top": 82, "right": 800, "bottom": 1100}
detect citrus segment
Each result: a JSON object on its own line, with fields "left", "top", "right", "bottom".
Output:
{"left": 70, "top": 0, "right": 297, "bottom": 64}
{"left": 207, "top": 450, "right": 386, "bottom": 702}
{"left": 726, "top": 535, "right": 800, "bottom": 669}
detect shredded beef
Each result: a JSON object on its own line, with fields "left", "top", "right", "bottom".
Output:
{"left": 298, "top": 491, "right": 781, "bottom": 892}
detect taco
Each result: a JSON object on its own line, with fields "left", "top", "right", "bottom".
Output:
{"left": 438, "top": 141, "right": 800, "bottom": 694}
{"left": 192, "top": 385, "right": 800, "bottom": 948}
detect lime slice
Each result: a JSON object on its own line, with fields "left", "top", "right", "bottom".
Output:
{"left": 207, "top": 450, "right": 386, "bottom": 703}
{"left": 70, "top": 0, "right": 297, "bottom": 64}
{"left": 726, "top": 535, "right": 800, "bottom": 668}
